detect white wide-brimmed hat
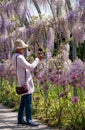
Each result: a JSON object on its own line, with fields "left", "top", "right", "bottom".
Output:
{"left": 13, "top": 39, "right": 28, "bottom": 50}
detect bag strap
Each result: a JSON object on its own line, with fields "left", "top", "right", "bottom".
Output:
{"left": 16, "top": 55, "right": 26, "bottom": 82}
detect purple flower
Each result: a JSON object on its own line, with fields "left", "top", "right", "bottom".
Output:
{"left": 80, "top": 14, "right": 85, "bottom": 24}
{"left": 70, "top": 59, "right": 83, "bottom": 82}
{"left": 39, "top": 80, "right": 45, "bottom": 85}
{"left": 79, "top": 0, "right": 85, "bottom": 8}
{"left": 81, "top": 80, "right": 85, "bottom": 88}
{"left": 28, "top": 27, "right": 35, "bottom": 35}
{"left": 34, "top": 97, "right": 40, "bottom": 101}
{"left": 73, "top": 27, "right": 85, "bottom": 42}
{"left": 77, "top": 30, "right": 84, "bottom": 41}
{"left": 59, "top": 78, "right": 68, "bottom": 86}
{"left": 0, "top": 64, "right": 5, "bottom": 77}
{"left": 68, "top": 10, "right": 78, "bottom": 24}
{"left": 48, "top": 68, "right": 52, "bottom": 73}
{"left": 75, "top": 83, "right": 81, "bottom": 88}
{"left": 65, "top": 88, "right": 69, "bottom": 93}
{"left": 70, "top": 73, "right": 80, "bottom": 81}
{"left": 59, "top": 92, "right": 65, "bottom": 98}
{"left": 72, "top": 96, "right": 79, "bottom": 104}
{"left": 49, "top": 76, "right": 55, "bottom": 83}
{"left": 43, "top": 85, "right": 49, "bottom": 91}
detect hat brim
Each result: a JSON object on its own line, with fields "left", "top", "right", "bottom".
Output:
{"left": 14, "top": 44, "right": 28, "bottom": 50}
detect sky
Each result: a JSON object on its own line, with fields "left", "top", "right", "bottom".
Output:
{"left": 27, "top": 0, "right": 79, "bottom": 22}
{"left": 27, "top": 0, "right": 52, "bottom": 18}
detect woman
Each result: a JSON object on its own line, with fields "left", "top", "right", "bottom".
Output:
{"left": 12, "top": 39, "right": 43, "bottom": 126}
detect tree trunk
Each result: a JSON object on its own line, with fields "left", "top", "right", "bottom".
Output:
{"left": 47, "top": 0, "right": 56, "bottom": 20}
{"left": 65, "top": 0, "right": 77, "bottom": 96}
{"left": 65, "top": 0, "right": 72, "bottom": 11}
{"left": 32, "top": 0, "right": 42, "bottom": 19}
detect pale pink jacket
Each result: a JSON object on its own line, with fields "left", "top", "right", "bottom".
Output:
{"left": 12, "top": 53, "right": 40, "bottom": 95}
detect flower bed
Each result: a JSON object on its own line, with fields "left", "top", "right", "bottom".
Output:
{"left": 0, "top": 59, "right": 85, "bottom": 129}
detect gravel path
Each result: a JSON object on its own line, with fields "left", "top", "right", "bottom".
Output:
{"left": 0, "top": 104, "right": 58, "bottom": 130}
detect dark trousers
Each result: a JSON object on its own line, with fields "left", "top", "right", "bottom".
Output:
{"left": 18, "top": 94, "right": 32, "bottom": 123}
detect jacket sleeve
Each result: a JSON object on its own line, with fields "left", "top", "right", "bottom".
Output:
{"left": 18, "top": 55, "right": 40, "bottom": 71}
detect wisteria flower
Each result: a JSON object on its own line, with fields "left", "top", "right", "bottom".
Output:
{"left": 79, "top": 0, "right": 85, "bottom": 8}
{"left": 68, "top": 10, "right": 78, "bottom": 25}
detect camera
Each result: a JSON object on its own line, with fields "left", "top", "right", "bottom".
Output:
{"left": 38, "top": 48, "right": 43, "bottom": 54}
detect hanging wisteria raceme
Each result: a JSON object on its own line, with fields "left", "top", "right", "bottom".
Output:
{"left": 67, "top": 10, "right": 79, "bottom": 28}
{"left": 80, "top": 10, "right": 85, "bottom": 24}
{"left": 79, "top": 0, "right": 85, "bottom": 9}
{"left": 72, "top": 24, "right": 85, "bottom": 42}
{"left": 14, "top": 0, "right": 27, "bottom": 25}
{"left": 0, "top": 0, "right": 84, "bottom": 71}
{"left": 0, "top": 0, "right": 85, "bottom": 60}
{"left": 27, "top": 26, "right": 36, "bottom": 36}
{"left": 3, "top": 2, "right": 15, "bottom": 17}
{"left": 69, "top": 59, "right": 83, "bottom": 83}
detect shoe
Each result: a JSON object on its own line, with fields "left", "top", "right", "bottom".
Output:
{"left": 18, "top": 121, "right": 27, "bottom": 125}
{"left": 26, "top": 121, "right": 39, "bottom": 126}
